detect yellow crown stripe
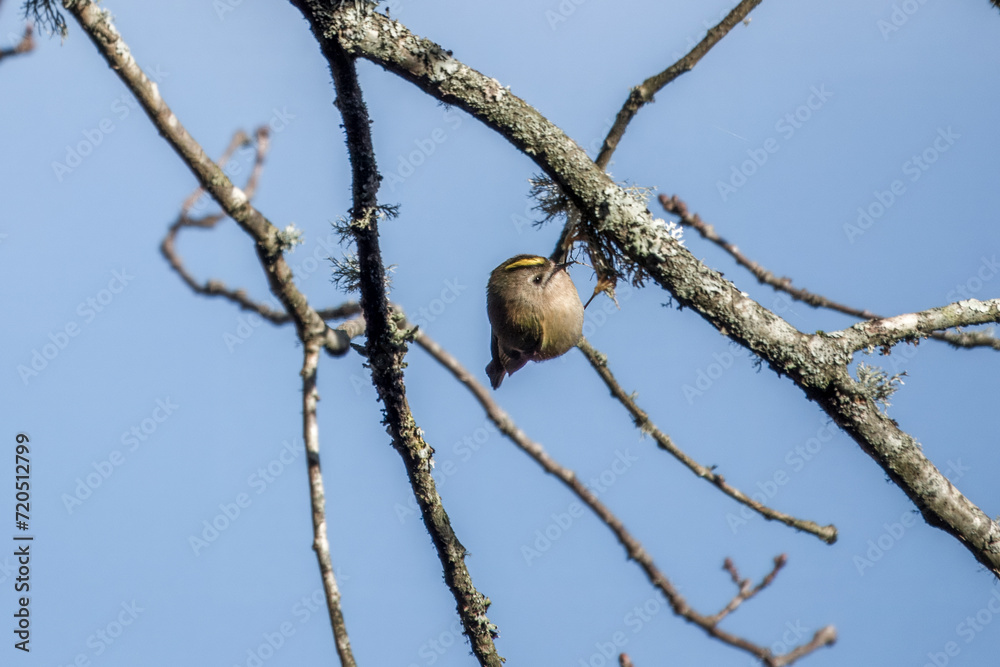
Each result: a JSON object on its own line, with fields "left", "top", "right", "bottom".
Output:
{"left": 504, "top": 256, "right": 546, "bottom": 270}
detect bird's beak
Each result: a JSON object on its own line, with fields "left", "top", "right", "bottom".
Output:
{"left": 545, "top": 261, "right": 572, "bottom": 286}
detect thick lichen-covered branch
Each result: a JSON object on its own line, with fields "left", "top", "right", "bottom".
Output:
{"left": 290, "top": 2, "right": 503, "bottom": 663}
{"left": 287, "top": 1, "right": 1000, "bottom": 576}
{"left": 661, "top": 194, "right": 1000, "bottom": 351}
{"left": 835, "top": 300, "right": 1000, "bottom": 353}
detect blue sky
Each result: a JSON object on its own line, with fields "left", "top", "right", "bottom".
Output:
{"left": 3, "top": 0, "right": 1000, "bottom": 665}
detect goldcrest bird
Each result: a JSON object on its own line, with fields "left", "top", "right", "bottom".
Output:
{"left": 485, "top": 254, "right": 584, "bottom": 389}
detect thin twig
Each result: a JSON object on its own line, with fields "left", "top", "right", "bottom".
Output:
{"left": 711, "top": 554, "right": 786, "bottom": 624}
{"left": 292, "top": 3, "right": 504, "bottom": 663}
{"left": 63, "top": 1, "right": 358, "bottom": 656}
{"left": 413, "top": 327, "right": 834, "bottom": 667}
{"left": 64, "top": 0, "right": 344, "bottom": 353}
{"left": 0, "top": 22, "right": 34, "bottom": 62}
{"left": 301, "top": 339, "right": 357, "bottom": 667}
{"left": 594, "top": 0, "right": 761, "bottom": 170}
{"left": 577, "top": 338, "right": 838, "bottom": 543}
{"left": 552, "top": 1, "right": 760, "bottom": 266}
{"left": 180, "top": 130, "right": 252, "bottom": 213}
{"left": 661, "top": 194, "right": 1000, "bottom": 351}
{"left": 158, "top": 127, "right": 358, "bottom": 352}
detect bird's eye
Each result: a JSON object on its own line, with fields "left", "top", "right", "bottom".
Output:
{"left": 533, "top": 275, "right": 543, "bottom": 284}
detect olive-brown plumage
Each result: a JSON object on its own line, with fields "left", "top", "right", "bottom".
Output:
{"left": 485, "top": 254, "right": 584, "bottom": 389}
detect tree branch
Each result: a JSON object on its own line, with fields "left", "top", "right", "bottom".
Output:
{"left": 301, "top": 339, "right": 357, "bottom": 667}
{"left": 661, "top": 194, "right": 1000, "bottom": 351}
{"left": 711, "top": 555, "right": 786, "bottom": 624}
{"left": 577, "top": 339, "right": 837, "bottom": 543}
{"left": 0, "top": 21, "right": 34, "bottom": 62}
{"left": 62, "top": 0, "right": 350, "bottom": 356}
{"left": 158, "top": 127, "right": 360, "bottom": 350}
{"left": 289, "top": 1, "right": 1000, "bottom": 577}
{"left": 290, "top": 2, "right": 503, "bottom": 663}
{"left": 594, "top": 0, "right": 761, "bottom": 170}
{"left": 837, "top": 300, "right": 1000, "bottom": 353}
{"left": 63, "top": 0, "right": 359, "bottom": 656}
{"left": 413, "top": 328, "right": 833, "bottom": 667}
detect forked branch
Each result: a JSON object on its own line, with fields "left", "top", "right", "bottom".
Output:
{"left": 414, "top": 328, "right": 835, "bottom": 667}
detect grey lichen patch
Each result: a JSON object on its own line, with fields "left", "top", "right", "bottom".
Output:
{"left": 431, "top": 57, "right": 461, "bottom": 81}
{"left": 229, "top": 185, "right": 248, "bottom": 207}
{"left": 958, "top": 298, "right": 989, "bottom": 313}
{"left": 854, "top": 362, "right": 906, "bottom": 413}
{"left": 276, "top": 224, "right": 305, "bottom": 252}
{"left": 804, "top": 334, "right": 847, "bottom": 367}
{"left": 879, "top": 313, "right": 919, "bottom": 333}
{"left": 331, "top": 252, "right": 362, "bottom": 293}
